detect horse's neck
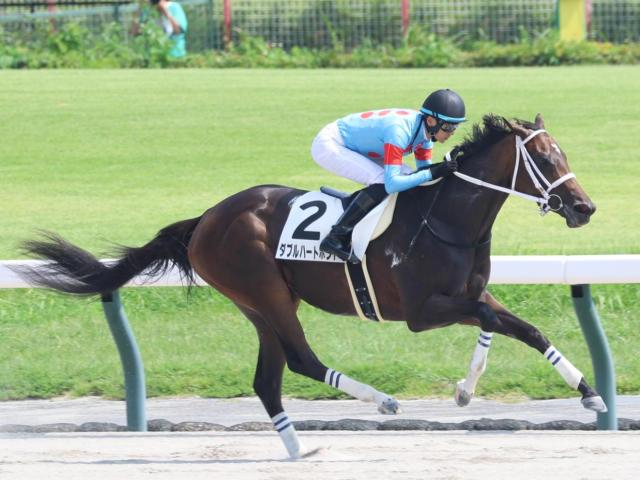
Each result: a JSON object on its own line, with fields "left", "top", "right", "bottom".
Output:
{"left": 429, "top": 136, "right": 515, "bottom": 243}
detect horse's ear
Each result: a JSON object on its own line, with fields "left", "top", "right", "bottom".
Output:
{"left": 534, "top": 113, "right": 545, "bottom": 129}
{"left": 505, "top": 118, "right": 529, "bottom": 138}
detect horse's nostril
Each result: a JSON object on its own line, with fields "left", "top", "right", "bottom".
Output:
{"left": 574, "top": 202, "right": 595, "bottom": 215}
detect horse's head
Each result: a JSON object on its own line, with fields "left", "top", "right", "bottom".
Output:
{"left": 507, "top": 114, "right": 596, "bottom": 228}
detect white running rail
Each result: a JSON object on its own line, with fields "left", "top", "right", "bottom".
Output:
{"left": 2, "top": 255, "right": 640, "bottom": 288}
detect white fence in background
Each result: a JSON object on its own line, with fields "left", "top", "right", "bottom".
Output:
{"left": 2, "top": 255, "right": 640, "bottom": 288}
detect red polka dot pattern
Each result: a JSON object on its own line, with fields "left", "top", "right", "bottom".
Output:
{"left": 360, "top": 112, "right": 374, "bottom": 119}
{"left": 367, "top": 152, "right": 381, "bottom": 158}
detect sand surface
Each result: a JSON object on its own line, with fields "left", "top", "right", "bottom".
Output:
{"left": 2, "top": 430, "right": 639, "bottom": 479}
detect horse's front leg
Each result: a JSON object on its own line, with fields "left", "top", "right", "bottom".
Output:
{"left": 405, "top": 293, "right": 502, "bottom": 406}
{"left": 481, "top": 290, "right": 607, "bottom": 413}
{"left": 454, "top": 328, "right": 494, "bottom": 407}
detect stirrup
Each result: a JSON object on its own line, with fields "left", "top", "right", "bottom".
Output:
{"left": 320, "top": 236, "right": 358, "bottom": 263}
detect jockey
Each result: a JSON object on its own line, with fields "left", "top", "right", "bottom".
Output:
{"left": 311, "top": 88, "right": 466, "bottom": 263}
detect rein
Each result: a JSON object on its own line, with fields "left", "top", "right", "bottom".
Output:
{"left": 407, "top": 176, "right": 492, "bottom": 252}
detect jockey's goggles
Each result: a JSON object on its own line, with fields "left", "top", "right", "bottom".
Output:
{"left": 439, "top": 121, "right": 460, "bottom": 133}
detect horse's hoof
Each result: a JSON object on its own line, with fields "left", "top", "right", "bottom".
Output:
{"left": 286, "top": 449, "right": 302, "bottom": 460}
{"left": 455, "top": 380, "right": 473, "bottom": 407}
{"left": 582, "top": 395, "right": 608, "bottom": 413}
{"left": 378, "top": 398, "right": 402, "bottom": 414}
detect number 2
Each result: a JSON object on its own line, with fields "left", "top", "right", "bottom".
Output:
{"left": 292, "top": 200, "right": 327, "bottom": 240}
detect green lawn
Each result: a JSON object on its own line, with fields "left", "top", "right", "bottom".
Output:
{"left": 1, "top": 67, "right": 639, "bottom": 401}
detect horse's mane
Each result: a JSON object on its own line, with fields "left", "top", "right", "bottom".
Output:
{"left": 457, "top": 114, "right": 536, "bottom": 158}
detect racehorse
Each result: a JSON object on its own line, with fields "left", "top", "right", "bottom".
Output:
{"left": 15, "top": 114, "right": 601, "bottom": 458}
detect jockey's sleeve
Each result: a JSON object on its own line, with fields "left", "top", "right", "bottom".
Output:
{"left": 414, "top": 144, "right": 432, "bottom": 170}
{"left": 383, "top": 143, "right": 433, "bottom": 194}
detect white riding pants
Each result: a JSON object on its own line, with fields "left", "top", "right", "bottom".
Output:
{"left": 311, "top": 121, "right": 412, "bottom": 186}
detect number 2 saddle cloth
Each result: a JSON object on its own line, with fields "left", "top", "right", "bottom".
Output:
{"left": 275, "top": 188, "right": 398, "bottom": 321}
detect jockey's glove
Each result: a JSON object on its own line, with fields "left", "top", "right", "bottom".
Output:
{"left": 429, "top": 158, "right": 458, "bottom": 179}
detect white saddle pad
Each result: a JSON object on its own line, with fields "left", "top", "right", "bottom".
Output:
{"left": 275, "top": 190, "right": 397, "bottom": 263}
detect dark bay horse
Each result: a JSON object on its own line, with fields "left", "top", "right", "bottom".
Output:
{"left": 16, "top": 114, "right": 600, "bottom": 458}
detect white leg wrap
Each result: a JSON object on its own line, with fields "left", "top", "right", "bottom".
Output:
{"left": 325, "top": 369, "right": 388, "bottom": 405}
{"left": 461, "top": 330, "right": 493, "bottom": 393}
{"left": 544, "top": 345, "right": 583, "bottom": 389}
{"left": 272, "top": 412, "right": 304, "bottom": 459}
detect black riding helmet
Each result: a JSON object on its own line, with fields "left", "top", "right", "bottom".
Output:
{"left": 419, "top": 89, "right": 466, "bottom": 140}
{"left": 420, "top": 89, "right": 466, "bottom": 123}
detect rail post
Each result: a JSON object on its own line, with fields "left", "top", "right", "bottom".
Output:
{"left": 401, "top": 0, "right": 410, "bottom": 37}
{"left": 571, "top": 284, "right": 617, "bottom": 430}
{"left": 101, "top": 290, "right": 147, "bottom": 431}
{"left": 223, "top": 0, "right": 232, "bottom": 48}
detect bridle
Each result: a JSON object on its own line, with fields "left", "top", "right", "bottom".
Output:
{"left": 407, "top": 128, "right": 577, "bottom": 251}
{"left": 452, "top": 129, "right": 576, "bottom": 215}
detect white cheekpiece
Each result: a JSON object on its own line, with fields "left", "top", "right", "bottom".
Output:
{"left": 544, "top": 345, "right": 583, "bottom": 389}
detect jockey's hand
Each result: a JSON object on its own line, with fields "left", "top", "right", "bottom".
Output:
{"left": 448, "top": 146, "right": 464, "bottom": 162}
{"left": 429, "top": 158, "right": 458, "bottom": 179}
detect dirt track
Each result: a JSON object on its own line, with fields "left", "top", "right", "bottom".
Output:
{"left": 2, "top": 430, "right": 639, "bottom": 480}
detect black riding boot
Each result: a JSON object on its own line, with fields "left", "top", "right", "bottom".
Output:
{"left": 320, "top": 183, "right": 387, "bottom": 263}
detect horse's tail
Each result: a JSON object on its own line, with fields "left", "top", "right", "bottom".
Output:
{"left": 14, "top": 216, "right": 203, "bottom": 296}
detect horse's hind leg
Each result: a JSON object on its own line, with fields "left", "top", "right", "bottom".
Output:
{"left": 256, "top": 299, "right": 402, "bottom": 415}
{"left": 189, "top": 207, "right": 398, "bottom": 458}
{"left": 237, "top": 300, "right": 399, "bottom": 458}
{"left": 207, "top": 251, "right": 400, "bottom": 414}
{"left": 481, "top": 291, "right": 607, "bottom": 412}
{"left": 235, "top": 304, "right": 308, "bottom": 459}
{"left": 323, "top": 367, "right": 401, "bottom": 414}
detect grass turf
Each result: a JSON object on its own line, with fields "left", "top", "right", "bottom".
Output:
{"left": 0, "top": 67, "right": 639, "bottom": 400}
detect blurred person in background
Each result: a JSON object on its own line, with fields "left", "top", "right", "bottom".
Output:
{"left": 150, "top": 0, "right": 188, "bottom": 58}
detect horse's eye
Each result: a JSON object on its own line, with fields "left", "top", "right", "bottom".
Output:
{"left": 538, "top": 155, "right": 552, "bottom": 166}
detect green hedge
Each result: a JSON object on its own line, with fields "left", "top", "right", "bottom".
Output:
{"left": 1, "top": 23, "right": 638, "bottom": 69}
